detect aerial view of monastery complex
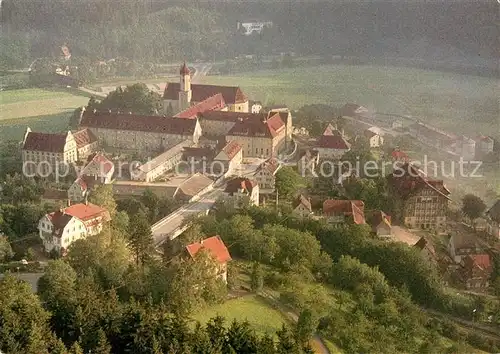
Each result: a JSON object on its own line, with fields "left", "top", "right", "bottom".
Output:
{"left": 1, "top": 1, "right": 499, "bottom": 352}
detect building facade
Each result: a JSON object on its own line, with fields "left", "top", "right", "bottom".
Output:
{"left": 224, "top": 177, "right": 259, "bottom": 208}
{"left": 22, "top": 128, "right": 78, "bottom": 177}
{"left": 79, "top": 110, "right": 202, "bottom": 152}
{"left": 38, "top": 202, "right": 110, "bottom": 254}
{"left": 292, "top": 195, "right": 313, "bottom": 218}
{"left": 253, "top": 158, "right": 281, "bottom": 193}
{"left": 389, "top": 163, "right": 450, "bottom": 231}
{"left": 185, "top": 236, "right": 232, "bottom": 283}
{"left": 163, "top": 63, "right": 249, "bottom": 114}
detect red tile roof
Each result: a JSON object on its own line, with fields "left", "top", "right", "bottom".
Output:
{"left": 323, "top": 124, "right": 337, "bottom": 136}
{"left": 369, "top": 210, "right": 391, "bottom": 229}
{"left": 227, "top": 112, "right": 285, "bottom": 138}
{"left": 219, "top": 140, "right": 242, "bottom": 160}
{"left": 364, "top": 129, "right": 378, "bottom": 138}
{"left": 224, "top": 177, "right": 257, "bottom": 194}
{"left": 23, "top": 131, "right": 68, "bottom": 153}
{"left": 80, "top": 110, "right": 198, "bottom": 135}
{"left": 257, "top": 157, "right": 281, "bottom": 175}
{"left": 175, "top": 93, "right": 226, "bottom": 119}
{"left": 63, "top": 202, "right": 110, "bottom": 222}
{"left": 163, "top": 83, "right": 247, "bottom": 104}
{"left": 391, "top": 150, "right": 409, "bottom": 161}
{"left": 467, "top": 254, "right": 492, "bottom": 271}
{"left": 198, "top": 111, "right": 261, "bottom": 122}
{"left": 317, "top": 134, "right": 350, "bottom": 150}
{"left": 72, "top": 128, "right": 97, "bottom": 148}
{"left": 82, "top": 153, "right": 114, "bottom": 176}
{"left": 74, "top": 177, "right": 87, "bottom": 191}
{"left": 185, "top": 236, "right": 232, "bottom": 264}
{"left": 323, "top": 199, "right": 366, "bottom": 224}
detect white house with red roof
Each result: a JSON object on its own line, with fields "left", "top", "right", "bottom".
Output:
{"left": 68, "top": 153, "right": 115, "bottom": 202}
{"left": 316, "top": 126, "right": 351, "bottom": 160}
{"left": 292, "top": 195, "right": 313, "bottom": 218}
{"left": 185, "top": 236, "right": 232, "bottom": 283}
{"left": 224, "top": 177, "right": 259, "bottom": 207}
{"left": 38, "top": 202, "right": 110, "bottom": 254}
{"left": 213, "top": 140, "right": 243, "bottom": 177}
{"left": 164, "top": 63, "right": 249, "bottom": 114}
{"left": 72, "top": 128, "right": 98, "bottom": 160}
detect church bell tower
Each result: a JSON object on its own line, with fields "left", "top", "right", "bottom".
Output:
{"left": 178, "top": 62, "right": 192, "bottom": 111}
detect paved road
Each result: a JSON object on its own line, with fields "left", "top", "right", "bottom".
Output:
{"left": 151, "top": 187, "right": 224, "bottom": 245}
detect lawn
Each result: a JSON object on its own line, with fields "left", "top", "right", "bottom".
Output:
{"left": 191, "top": 295, "right": 289, "bottom": 336}
{"left": 201, "top": 64, "right": 499, "bottom": 138}
{"left": 0, "top": 88, "right": 89, "bottom": 142}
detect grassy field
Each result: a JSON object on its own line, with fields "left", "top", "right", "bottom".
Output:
{"left": 201, "top": 64, "right": 499, "bottom": 138}
{"left": 0, "top": 88, "right": 89, "bottom": 142}
{"left": 191, "top": 295, "right": 288, "bottom": 336}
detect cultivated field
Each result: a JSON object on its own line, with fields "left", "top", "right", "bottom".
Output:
{"left": 0, "top": 88, "right": 89, "bottom": 142}
{"left": 191, "top": 295, "right": 288, "bottom": 335}
{"left": 202, "top": 64, "right": 499, "bottom": 138}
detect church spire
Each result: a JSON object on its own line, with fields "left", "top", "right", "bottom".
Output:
{"left": 180, "top": 61, "right": 190, "bottom": 75}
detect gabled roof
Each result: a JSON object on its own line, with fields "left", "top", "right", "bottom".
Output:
{"left": 23, "top": 131, "right": 69, "bottom": 153}
{"left": 323, "top": 199, "right": 366, "bottom": 224}
{"left": 183, "top": 146, "right": 216, "bottom": 160}
{"left": 46, "top": 212, "right": 74, "bottom": 238}
{"left": 80, "top": 110, "right": 197, "bottom": 135}
{"left": 176, "top": 173, "right": 213, "bottom": 199}
{"left": 317, "top": 134, "right": 350, "bottom": 150}
{"left": 72, "top": 128, "right": 97, "bottom": 148}
{"left": 62, "top": 202, "right": 110, "bottom": 222}
{"left": 175, "top": 93, "right": 226, "bottom": 119}
{"left": 74, "top": 177, "right": 87, "bottom": 191}
{"left": 293, "top": 195, "right": 312, "bottom": 212}
{"left": 322, "top": 124, "right": 337, "bottom": 136}
{"left": 256, "top": 158, "right": 281, "bottom": 175}
{"left": 369, "top": 210, "right": 391, "bottom": 229}
{"left": 163, "top": 83, "right": 247, "bottom": 104}
{"left": 389, "top": 163, "right": 451, "bottom": 200}
{"left": 450, "top": 232, "right": 482, "bottom": 251}
{"left": 82, "top": 153, "right": 114, "bottom": 177}
{"left": 476, "top": 135, "right": 494, "bottom": 143}
{"left": 224, "top": 177, "right": 257, "bottom": 195}
{"left": 486, "top": 200, "right": 500, "bottom": 223}
{"left": 180, "top": 62, "right": 190, "bottom": 75}
{"left": 216, "top": 140, "right": 242, "bottom": 161}
{"left": 185, "top": 236, "right": 232, "bottom": 264}
{"left": 364, "top": 129, "right": 378, "bottom": 138}
{"left": 227, "top": 112, "right": 285, "bottom": 138}
{"left": 463, "top": 254, "right": 492, "bottom": 273}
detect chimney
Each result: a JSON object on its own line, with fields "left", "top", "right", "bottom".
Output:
{"left": 67, "top": 199, "right": 71, "bottom": 207}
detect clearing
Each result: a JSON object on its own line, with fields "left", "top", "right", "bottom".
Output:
{"left": 201, "top": 64, "right": 499, "bottom": 138}
{"left": 191, "top": 295, "right": 288, "bottom": 336}
{"left": 0, "top": 88, "right": 89, "bottom": 142}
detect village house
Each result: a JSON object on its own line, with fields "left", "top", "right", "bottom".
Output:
{"left": 72, "top": 128, "right": 98, "bottom": 160}
{"left": 253, "top": 158, "right": 281, "bottom": 194}
{"left": 38, "top": 202, "right": 110, "bottom": 254}
{"left": 322, "top": 199, "right": 366, "bottom": 225}
{"left": 132, "top": 140, "right": 194, "bottom": 182}
{"left": 22, "top": 127, "right": 78, "bottom": 177}
{"left": 486, "top": 200, "right": 500, "bottom": 240}
{"left": 79, "top": 152, "right": 115, "bottom": 184}
{"left": 297, "top": 149, "right": 319, "bottom": 177}
{"left": 213, "top": 140, "right": 243, "bottom": 177}
{"left": 226, "top": 112, "right": 286, "bottom": 158}
{"left": 447, "top": 232, "right": 484, "bottom": 263}
{"left": 475, "top": 135, "right": 494, "bottom": 157}
{"left": 460, "top": 254, "right": 492, "bottom": 289}
{"left": 364, "top": 128, "right": 384, "bottom": 148}
{"left": 78, "top": 109, "right": 202, "bottom": 152}
{"left": 267, "top": 108, "right": 293, "bottom": 144}
{"left": 413, "top": 237, "right": 437, "bottom": 263}
{"left": 367, "top": 210, "right": 392, "bottom": 237}
{"left": 164, "top": 63, "right": 249, "bottom": 114}
{"left": 185, "top": 236, "right": 232, "bottom": 283}
{"left": 316, "top": 125, "right": 351, "bottom": 160}
{"left": 388, "top": 163, "right": 450, "bottom": 231}
{"left": 292, "top": 195, "right": 313, "bottom": 218}
{"left": 224, "top": 177, "right": 259, "bottom": 208}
